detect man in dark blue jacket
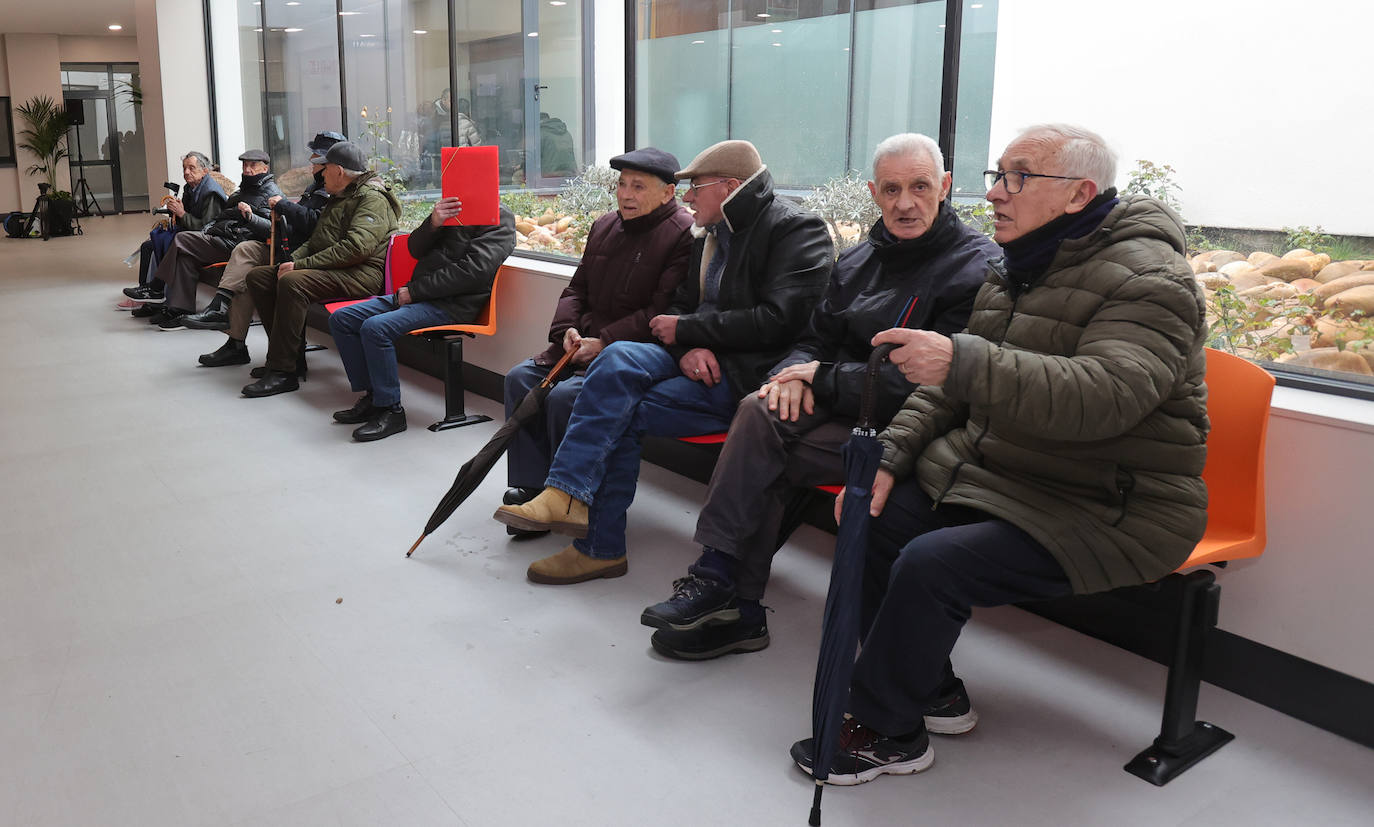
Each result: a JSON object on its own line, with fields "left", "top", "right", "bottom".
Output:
{"left": 642, "top": 133, "right": 999, "bottom": 660}
{"left": 196, "top": 131, "right": 344, "bottom": 367}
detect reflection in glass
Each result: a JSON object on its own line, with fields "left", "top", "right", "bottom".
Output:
{"left": 261, "top": 0, "right": 342, "bottom": 186}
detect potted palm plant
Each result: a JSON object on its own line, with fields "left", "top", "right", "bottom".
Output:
{"left": 16, "top": 95, "right": 75, "bottom": 236}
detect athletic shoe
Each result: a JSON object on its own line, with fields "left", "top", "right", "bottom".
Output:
{"left": 116, "top": 298, "right": 142, "bottom": 311}
{"left": 122, "top": 285, "right": 165, "bottom": 302}
{"left": 649, "top": 615, "right": 768, "bottom": 661}
{"left": 790, "top": 718, "right": 933, "bottom": 785}
{"left": 641, "top": 572, "right": 739, "bottom": 631}
{"left": 157, "top": 314, "right": 189, "bottom": 331}
{"left": 131, "top": 303, "right": 162, "bottom": 318}
{"left": 923, "top": 679, "right": 978, "bottom": 735}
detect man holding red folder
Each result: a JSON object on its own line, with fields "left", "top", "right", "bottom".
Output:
{"left": 641, "top": 133, "right": 998, "bottom": 660}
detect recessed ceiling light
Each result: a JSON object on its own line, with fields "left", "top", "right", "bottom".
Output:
{"left": 338, "top": 11, "right": 361, "bottom": 15}
{"left": 528, "top": 31, "right": 538, "bottom": 37}
{"left": 359, "top": 33, "right": 376, "bottom": 37}
{"left": 284, "top": 27, "right": 303, "bottom": 32}
{"left": 550, "top": 1, "right": 567, "bottom": 5}
{"left": 690, "top": 40, "right": 704, "bottom": 44}
{"left": 254, "top": 28, "right": 263, "bottom": 32}
{"left": 771, "top": 28, "right": 781, "bottom": 33}
{"left": 771, "top": 42, "right": 781, "bottom": 47}
{"left": 413, "top": 29, "right": 427, "bottom": 34}
{"left": 757, "top": 13, "right": 770, "bottom": 18}
{"left": 286, "top": 1, "right": 300, "bottom": 5}
{"left": 971, "top": 3, "right": 983, "bottom": 7}
{"left": 108, "top": 24, "right": 122, "bottom": 31}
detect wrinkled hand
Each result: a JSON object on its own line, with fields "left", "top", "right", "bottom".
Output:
{"left": 649, "top": 314, "right": 679, "bottom": 345}
{"left": 572, "top": 336, "right": 603, "bottom": 365}
{"left": 679, "top": 348, "right": 721, "bottom": 387}
{"left": 277, "top": 261, "right": 295, "bottom": 275}
{"left": 834, "top": 468, "right": 895, "bottom": 523}
{"left": 431, "top": 196, "right": 463, "bottom": 227}
{"left": 267, "top": 195, "right": 282, "bottom": 208}
{"left": 758, "top": 378, "right": 814, "bottom": 422}
{"left": 237, "top": 202, "right": 252, "bottom": 218}
{"left": 397, "top": 286, "right": 412, "bottom": 306}
{"left": 771, "top": 360, "right": 819, "bottom": 386}
{"left": 167, "top": 199, "right": 185, "bottom": 218}
{"left": 873, "top": 328, "right": 953, "bottom": 386}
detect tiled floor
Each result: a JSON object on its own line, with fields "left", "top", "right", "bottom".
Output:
{"left": 1, "top": 214, "right": 1371, "bottom": 826}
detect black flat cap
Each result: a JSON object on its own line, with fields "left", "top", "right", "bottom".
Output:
{"left": 308, "top": 131, "right": 346, "bottom": 163}
{"left": 609, "top": 147, "right": 680, "bottom": 185}
{"left": 323, "top": 141, "right": 368, "bottom": 174}
{"left": 238, "top": 149, "right": 270, "bottom": 163}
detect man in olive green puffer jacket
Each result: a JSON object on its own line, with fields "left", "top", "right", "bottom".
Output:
{"left": 242, "top": 141, "right": 402, "bottom": 397}
{"left": 790, "top": 124, "right": 1209, "bottom": 787}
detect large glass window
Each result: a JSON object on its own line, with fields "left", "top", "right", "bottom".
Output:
{"left": 61, "top": 63, "right": 148, "bottom": 213}
{"left": 261, "top": 0, "right": 344, "bottom": 175}
{"left": 636, "top": 0, "right": 994, "bottom": 189}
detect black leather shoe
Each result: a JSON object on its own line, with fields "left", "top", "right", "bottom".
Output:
{"left": 352, "top": 405, "right": 407, "bottom": 442}
{"left": 250, "top": 364, "right": 306, "bottom": 380}
{"left": 131, "top": 303, "right": 162, "bottom": 318}
{"left": 148, "top": 307, "right": 187, "bottom": 326}
{"left": 199, "top": 338, "right": 250, "bottom": 367}
{"left": 333, "top": 393, "right": 375, "bottom": 424}
{"left": 241, "top": 370, "right": 300, "bottom": 397}
{"left": 504, "top": 487, "right": 550, "bottom": 537}
{"left": 181, "top": 305, "right": 230, "bottom": 330}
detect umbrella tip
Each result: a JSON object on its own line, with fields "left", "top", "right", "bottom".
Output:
{"left": 406, "top": 534, "right": 426, "bottom": 557}
{"left": 808, "top": 783, "right": 823, "bottom": 826}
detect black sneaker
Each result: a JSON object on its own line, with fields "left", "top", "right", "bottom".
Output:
{"left": 790, "top": 718, "right": 933, "bottom": 786}
{"left": 148, "top": 307, "right": 186, "bottom": 326}
{"left": 923, "top": 680, "right": 978, "bottom": 735}
{"left": 641, "top": 572, "right": 739, "bottom": 631}
{"left": 123, "top": 285, "right": 166, "bottom": 302}
{"left": 649, "top": 615, "right": 768, "bottom": 661}
{"left": 156, "top": 313, "right": 189, "bottom": 331}
{"left": 131, "top": 303, "right": 163, "bottom": 318}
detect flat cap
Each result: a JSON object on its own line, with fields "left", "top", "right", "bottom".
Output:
{"left": 323, "top": 141, "right": 368, "bottom": 174}
{"left": 609, "top": 147, "right": 680, "bottom": 185}
{"left": 675, "top": 140, "right": 763, "bottom": 182}
{"left": 238, "top": 149, "right": 270, "bottom": 163}
{"left": 308, "top": 130, "right": 346, "bottom": 163}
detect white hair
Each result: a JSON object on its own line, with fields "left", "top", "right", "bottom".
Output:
{"left": 341, "top": 168, "right": 364, "bottom": 179}
{"left": 871, "top": 133, "right": 945, "bottom": 180}
{"left": 180, "top": 151, "right": 211, "bottom": 170}
{"left": 1014, "top": 123, "right": 1117, "bottom": 189}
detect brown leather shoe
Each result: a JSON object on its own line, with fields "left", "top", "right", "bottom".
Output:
{"left": 527, "top": 545, "right": 627, "bottom": 585}
{"left": 493, "top": 487, "right": 589, "bottom": 538}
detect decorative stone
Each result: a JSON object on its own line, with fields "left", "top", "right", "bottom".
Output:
{"left": 1315, "top": 260, "right": 1364, "bottom": 283}
{"left": 1208, "top": 251, "right": 1247, "bottom": 267}
{"left": 1312, "top": 317, "right": 1359, "bottom": 348}
{"left": 1258, "top": 258, "right": 1314, "bottom": 282}
{"left": 1190, "top": 257, "right": 1216, "bottom": 274}
{"left": 1290, "top": 278, "right": 1321, "bottom": 292}
{"left": 1315, "top": 273, "right": 1374, "bottom": 303}
{"left": 1248, "top": 251, "right": 1279, "bottom": 267}
{"left": 1281, "top": 248, "right": 1314, "bottom": 260}
{"left": 1220, "top": 260, "right": 1257, "bottom": 277}
{"left": 1197, "top": 273, "right": 1230, "bottom": 291}
{"left": 1240, "top": 282, "right": 1299, "bottom": 301}
{"left": 1326, "top": 284, "right": 1374, "bottom": 315}
{"left": 1286, "top": 347, "right": 1374, "bottom": 376}
{"left": 1230, "top": 271, "right": 1280, "bottom": 291}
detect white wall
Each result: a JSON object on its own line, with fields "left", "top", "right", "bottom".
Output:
{"left": 988, "top": 0, "right": 1373, "bottom": 235}
{"left": 2, "top": 34, "right": 66, "bottom": 212}
{"left": 135, "top": 0, "right": 211, "bottom": 196}
{"left": 206, "top": 0, "right": 245, "bottom": 165}
{"left": 57, "top": 36, "right": 138, "bottom": 63}
{"left": 591, "top": 0, "right": 624, "bottom": 162}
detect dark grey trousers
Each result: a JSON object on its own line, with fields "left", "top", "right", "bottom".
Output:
{"left": 693, "top": 393, "right": 852, "bottom": 601}
{"left": 159, "top": 231, "right": 236, "bottom": 312}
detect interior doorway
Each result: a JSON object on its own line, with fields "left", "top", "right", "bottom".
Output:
{"left": 61, "top": 63, "right": 148, "bottom": 214}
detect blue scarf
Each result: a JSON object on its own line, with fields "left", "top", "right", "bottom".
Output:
{"left": 1001, "top": 188, "right": 1118, "bottom": 295}
{"left": 182, "top": 173, "right": 227, "bottom": 219}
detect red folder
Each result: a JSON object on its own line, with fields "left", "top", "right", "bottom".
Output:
{"left": 440, "top": 146, "right": 500, "bottom": 225}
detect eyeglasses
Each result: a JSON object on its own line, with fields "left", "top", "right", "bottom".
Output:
{"left": 686, "top": 179, "right": 729, "bottom": 193}
{"left": 983, "top": 169, "right": 1083, "bottom": 195}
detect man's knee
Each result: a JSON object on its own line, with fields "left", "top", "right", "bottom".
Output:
{"left": 245, "top": 266, "right": 276, "bottom": 291}
{"left": 358, "top": 313, "right": 398, "bottom": 346}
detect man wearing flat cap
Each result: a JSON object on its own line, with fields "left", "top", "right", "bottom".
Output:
{"left": 143, "top": 149, "right": 283, "bottom": 330}
{"left": 501, "top": 146, "right": 695, "bottom": 518}
{"left": 241, "top": 140, "right": 401, "bottom": 397}
{"left": 495, "top": 139, "right": 833, "bottom": 587}
{"left": 195, "top": 132, "right": 344, "bottom": 366}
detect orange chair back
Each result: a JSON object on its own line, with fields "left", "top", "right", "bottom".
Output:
{"left": 1180, "top": 348, "right": 1275, "bottom": 569}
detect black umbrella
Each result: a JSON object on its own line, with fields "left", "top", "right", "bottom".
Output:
{"left": 406, "top": 345, "right": 580, "bottom": 557}
{"left": 807, "top": 342, "right": 896, "bottom": 826}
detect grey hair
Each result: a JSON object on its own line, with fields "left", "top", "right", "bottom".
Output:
{"left": 1014, "top": 123, "right": 1117, "bottom": 189}
{"left": 180, "top": 151, "right": 211, "bottom": 170}
{"left": 341, "top": 168, "right": 364, "bottom": 179}
{"left": 871, "top": 133, "right": 945, "bottom": 180}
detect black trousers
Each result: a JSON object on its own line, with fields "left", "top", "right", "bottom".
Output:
{"left": 847, "top": 479, "right": 1072, "bottom": 736}
{"left": 693, "top": 393, "right": 852, "bottom": 601}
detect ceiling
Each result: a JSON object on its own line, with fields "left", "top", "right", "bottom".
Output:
{"left": 0, "top": 0, "right": 139, "bottom": 37}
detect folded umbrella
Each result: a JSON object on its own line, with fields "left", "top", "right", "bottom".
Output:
{"left": 808, "top": 342, "right": 896, "bottom": 826}
{"left": 406, "top": 345, "right": 580, "bottom": 557}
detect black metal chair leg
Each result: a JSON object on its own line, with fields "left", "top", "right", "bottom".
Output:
{"left": 429, "top": 334, "right": 491, "bottom": 431}
{"left": 1124, "top": 569, "right": 1234, "bottom": 785}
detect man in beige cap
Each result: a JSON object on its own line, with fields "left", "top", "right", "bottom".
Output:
{"left": 494, "top": 139, "right": 833, "bottom": 586}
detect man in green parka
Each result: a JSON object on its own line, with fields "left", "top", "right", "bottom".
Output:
{"left": 790, "top": 123, "right": 1209, "bottom": 786}
{"left": 242, "top": 141, "right": 402, "bottom": 397}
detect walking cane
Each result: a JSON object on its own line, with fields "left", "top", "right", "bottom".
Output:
{"left": 268, "top": 203, "right": 279, "bottom": 266}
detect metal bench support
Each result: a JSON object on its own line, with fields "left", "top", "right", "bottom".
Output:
{"left": 430, "top": 334, "right": 492, "bottom": 431}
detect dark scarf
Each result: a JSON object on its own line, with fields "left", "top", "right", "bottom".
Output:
{"left": 868, "top": 199, "right": 960, "bottom": 266}
{"left": 619, "top": 199, "right": 679, "bottom": 234}
{"left": 239, "top": 171, "right": 273, "bottom": 192}
{"left": 1001, "top": 188, "right": 1118, "bottom": 293}
{"left": 182, "top": 173, "right": 226, "bottom": 217}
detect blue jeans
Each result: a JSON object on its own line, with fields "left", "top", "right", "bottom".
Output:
{"left": 504, "top": 358, "right": 586, "bottom": 490}
{"left": 545, "top": 341, "right": 739, "bottom": 560}
{"left": 328, "top": 296, "right": 453, "bottom": 407}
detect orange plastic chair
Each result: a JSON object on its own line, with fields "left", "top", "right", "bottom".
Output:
{"left": 407, "top": 265, "right": 508, "bottom": 431}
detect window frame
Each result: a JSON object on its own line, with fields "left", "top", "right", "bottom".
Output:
{"left": 0, "top": 97, "right": 16, "bottom": 167}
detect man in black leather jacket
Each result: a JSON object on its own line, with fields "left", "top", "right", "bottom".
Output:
{"left": 641, "top": 133, "right": 999, "bottom": 660}
{"left": 494, "top": 140, "right": 833, "bottom": 587}
{"left": 147, "top": 150, "right": 282, "bottom": 330}
{"left": 196, "top": 132, "right": 343, "bottom": 368}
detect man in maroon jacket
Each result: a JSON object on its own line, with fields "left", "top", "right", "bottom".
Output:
{"left": 501, "top": 147, "right": 694, "bottom": 532}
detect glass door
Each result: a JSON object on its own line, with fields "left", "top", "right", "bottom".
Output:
{"left": 522, "top": 0, "right": 584, "bottom": 187}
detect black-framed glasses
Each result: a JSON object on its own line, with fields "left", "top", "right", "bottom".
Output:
{"left": 984, "top": 169, "right": 1083, "bottom": 194}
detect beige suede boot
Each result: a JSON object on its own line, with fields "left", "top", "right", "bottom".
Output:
{"left": 493, "top": 486, "right": 589, "bottom": 538}
{"left": 527, "top": 545, "right": 628, "bottom": 585}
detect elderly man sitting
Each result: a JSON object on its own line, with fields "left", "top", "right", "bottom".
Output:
{"left": 124, "top": 151, "right": 227, "bottom": 310}
{"left": 144, "top": 150, "right": 283, "bottom": 330}
{"left": 327, "top": 197, "right": 515, "bottom": 441}
{"left": 789, "top": 123, "right": 1208, "bottom": 786}
{"left": 642, "top": 133, "right": 998, "bottom": 661}
{"left": 241, "top": 141, "right": 401, "bottom": 397}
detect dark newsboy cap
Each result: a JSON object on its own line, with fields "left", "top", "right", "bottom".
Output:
{"left": 238, "top": 149, "right": 270, "bottom": 163}
{"left": 323, "top": 141, "right": 368, "bottom": 174}
{"left": 308, "top": 130, "right": 347, "bottom": 163}
{"left": 609, "top": 147, "right": 680, "bottom": 186}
